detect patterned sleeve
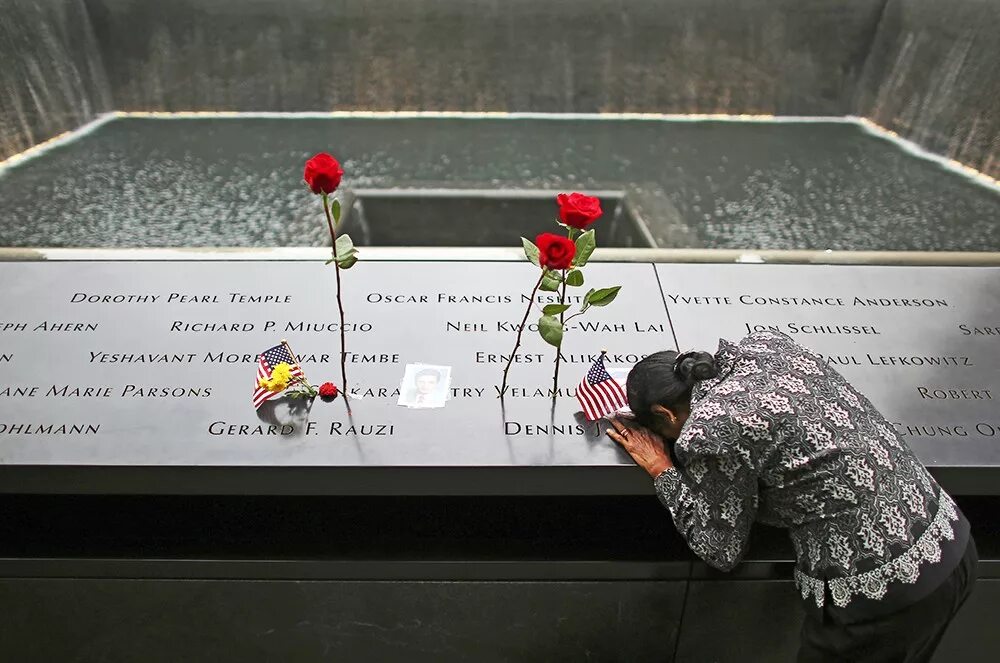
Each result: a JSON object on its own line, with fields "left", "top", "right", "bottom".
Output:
{"left": 653, "top": 419, "right": 758, "bottom": 572}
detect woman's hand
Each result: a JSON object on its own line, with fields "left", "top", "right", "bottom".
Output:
{"left": 607, "top": 416, "right": 674, "bottom": 478}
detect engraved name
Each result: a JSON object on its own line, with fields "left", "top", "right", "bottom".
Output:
{"left": 348, "top": 387, "right": 402, "bottom": 399}
{"left": 71, "top": 293, "right": 159, "bottom": 303}
{"left": 958, "top": 324, "right": 1000, "bottom": 336}
{"left": 495, "top": 321, "right": 665, "bottom": 333}
{"left": 867, "top": 355, "right": 972, "bottom": 367}
{"left": 204, "top": 352, "right": 399, "bottom": 364}
{"left": 209, "top": 420, "right": 396, "bottom": 438}
{"left": 504, "top": 421, "right": 588, "bottom": 436}
{"left": 365, "top": 293, "right": 588, "bottom": 304}
{"left": 0, "top": 385, "right": 213, "bottom": 398}
{"left": 894, "top": 423, "right": 1000, "bottom": 438}
{"left": 495, "top": 387, "right": 578, "bottom": 398}
{"left": 1, "top": 322, "right": 98, "bottom": 332}
{"left": 167, "top": 321, "right": 373, "bottom": 333}
{"left": 668, "top": 295, "right": 948, "bottom": 307}
{"left": 70, "top": 292, "right": 293, "bottom": 304}
{"left": 917, "top": 387, "right": 992, "bottom": 400}
{"left": 168, "top": 293, "right": 291, "bottom": 304}
{"left": 0, "top": 423, "right": 100, "bottom": 435}
{"left": 746, "top": 323, "right": 881, "bottom": 335}
{"left": 476, "top": 352, "right": 645, "bottom": 364}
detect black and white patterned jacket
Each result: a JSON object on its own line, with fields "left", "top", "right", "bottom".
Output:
{"left": 654, "top": 331, "right": 965, "bottom": 609}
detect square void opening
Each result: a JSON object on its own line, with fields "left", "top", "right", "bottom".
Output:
{"left": 338, "top": 189, "right": 655, "bottom": 247}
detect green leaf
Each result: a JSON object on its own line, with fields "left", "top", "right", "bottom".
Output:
{"left": 539, "top": 270, "right": 561, "bottom": 292}
{"left": 566, "top": 269, "right": 584, "bottom": 287}
{"left": 335, "top": 233, "right": 354, "bottom": 254}
{"left": 542, "top": 303, "right": 571, "bottom": 316}
{"left": 585, "top": 286, "right": 622, "bottom": 307}
{"left": 574, "top": 230, "right": 596, "bottom": 267}
{"left": 538, "top": 315, "right": 564, "bottom": 348}
{"left": 332, "top": 198, "right": 342, "bottom": 224}
{"left": 521, "top": 237, "right": 540, "bottom": 267}
{"left": 328, "top": 251, "right": 358, "bottom": 268}
{"left": 330, "top": 234, "right": 359, "bottom": 269}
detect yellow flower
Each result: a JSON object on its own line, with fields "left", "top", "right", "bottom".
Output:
{"left": 271, "top": 363, "right": 293, "bottom": 382}
{"left": 259, "top": 362, "right": 295, "bottom": 393}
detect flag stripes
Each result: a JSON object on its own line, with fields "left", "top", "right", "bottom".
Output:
{"left": 252, "top": 343, "right": 304, "bottom": 409}
{"left": 577, "top": 353, "right": 628, "bottom": 421}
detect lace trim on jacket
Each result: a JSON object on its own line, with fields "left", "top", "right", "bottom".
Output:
{"left": 794, "top": 492, "right": 959, "bottom": 609}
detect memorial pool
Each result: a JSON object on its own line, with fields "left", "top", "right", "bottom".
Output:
{"left": 1, "top": 114, "right": 999, "bottom": 251}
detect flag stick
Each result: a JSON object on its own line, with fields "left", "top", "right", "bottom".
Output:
{"left": 280, "top": 338, "right": 308, "bottom": 384}
{"left": 600, "top": 349, "right": 609, "bottom": 423}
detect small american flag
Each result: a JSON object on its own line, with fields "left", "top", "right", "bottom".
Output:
{"left": 252, "top": 343, "right": 304, "bottom": 409}
{"left": 577, "top": 352, "right": 628, "bottom": 421}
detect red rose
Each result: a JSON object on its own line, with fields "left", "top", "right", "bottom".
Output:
{"left": 536, "top": 232, "right": 576, "bottom": 270}
{"left": 319, "top": 382, "right": 339, "bottom": 399}
{"left": 304, "top": 153, "right": 344, "bottom": 195}
{"left": 557, "top": 192, "right": 602, "bottom": 229}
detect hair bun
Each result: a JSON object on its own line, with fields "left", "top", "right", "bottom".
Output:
{"left": 673, "top": 351, "right": 719, "bottom": 386}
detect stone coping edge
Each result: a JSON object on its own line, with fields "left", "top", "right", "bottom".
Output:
{"left": 2, "top": 247, "right": 1000, "bottom": 266}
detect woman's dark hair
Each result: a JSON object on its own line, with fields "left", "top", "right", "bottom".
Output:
{"left": 626, "top": 350, "right": 718, "bottom": 426}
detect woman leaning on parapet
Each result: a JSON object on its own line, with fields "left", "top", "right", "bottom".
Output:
{"left": 608, "top": 330, "right": 976, "bottom": 663}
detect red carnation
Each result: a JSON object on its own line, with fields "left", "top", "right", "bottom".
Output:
{"left": 557, "top": 192, "right": 602, "bottom": 229}
{"left": 536, "top": 232, "right": 576, "bottom": 270}
{"left": 304, "top": 153, "right": 344, "bottom": 195}
{"left": 319, "top": 382, "right": 339, "bottom": 399}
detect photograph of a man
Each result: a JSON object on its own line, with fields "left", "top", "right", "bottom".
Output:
{"left": 397, "top": 364, "right": 451, "bottom": 409}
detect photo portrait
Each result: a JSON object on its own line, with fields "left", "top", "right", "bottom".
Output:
{"left": 397, "top": 364, "right": 451, "bottom": 409}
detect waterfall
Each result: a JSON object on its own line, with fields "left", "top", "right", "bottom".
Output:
{"left": 0, "top": 0, "right": 112, "bottom": 160}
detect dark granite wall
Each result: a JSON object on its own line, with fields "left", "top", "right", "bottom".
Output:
{"left": 857, "top": 0, "right": 1000, "bottom": 179}
{"left": 83, "top": 0, "right": 885, "bottom": 115}
{"left": 2, "top": 0, "right": 998, "bottom": 179}
{"left": 0, "top": 0, "right": 112, "bottom": 160}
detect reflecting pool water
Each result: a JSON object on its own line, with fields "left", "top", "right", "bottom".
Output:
{"left": 1, "top": 116, "right": 998, "bottom": 250}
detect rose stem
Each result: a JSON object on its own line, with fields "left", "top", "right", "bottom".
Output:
{"left": 322, "top": 193, "right": 351, "bottom": 412}
{"left": 501, "top": 270, "right": 546, "bottom": 396}
{"left": 552, "top": 226, "right": 575, "bottom": 398}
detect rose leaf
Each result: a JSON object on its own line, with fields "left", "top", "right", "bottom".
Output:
{"left": 584, "top": 286, "right": 621, "bottom": 307}
{"left": 542, "top": 303, "right": 571, "bottom": 315}
{"left": 521, "top": 237, "right": 540, "bottom": 267}
{"left": 540, "top": 270, "right": 562, "bottom": 292}
{"left": 336, "top": 254, "right": 359, "bottom": 269}
{"left": 333, "top": 234, "right": 359, "bottom": 268}
{"left": 538, "top": 314, "right": 564, "bottom": 348}
{"left": 574, "top": 230, "right": 596, "bottom": 267}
